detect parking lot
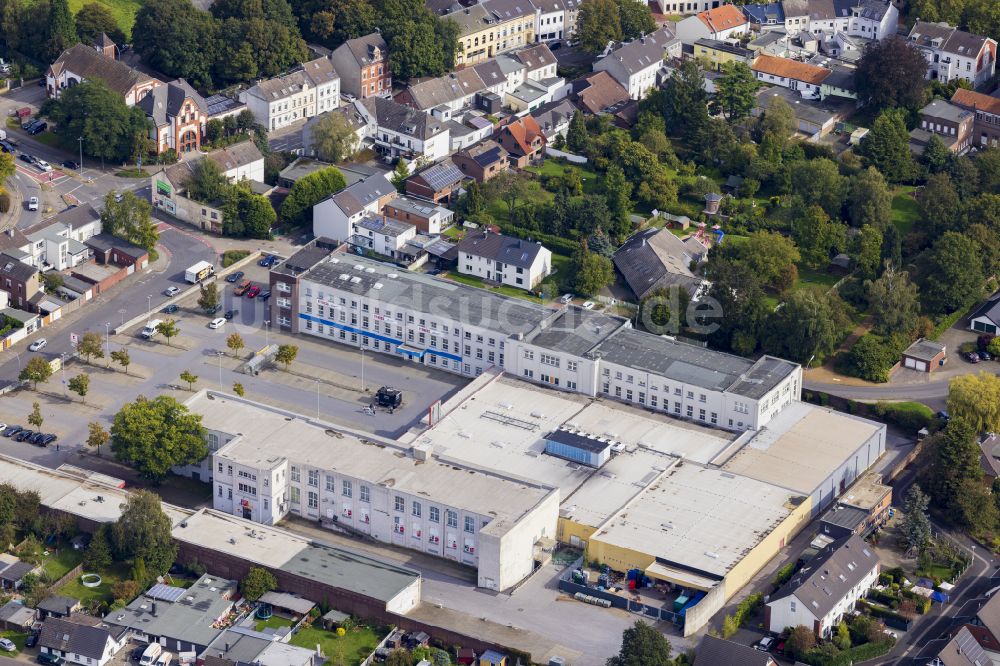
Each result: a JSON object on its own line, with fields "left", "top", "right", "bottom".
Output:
{"left": 0, "top": 258, "right": 468, "bottom": 474}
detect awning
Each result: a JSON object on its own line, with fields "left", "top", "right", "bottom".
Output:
{"left": 645, "top": 562, "right": 719, "bottom": 591}
{"left": 396, "top": 344, "right": 427, "bottom": 359}
{"left": 259, "top": 591, "right": 315, "bottom": 615}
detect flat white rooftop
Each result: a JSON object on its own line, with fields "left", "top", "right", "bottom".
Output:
{"left": 592, "top": 462, "right": 802, "bottom": 580}
{"left": 719, "top": 402, "right": 884, "bottom": 495}
{"left": 190, "top": 391, "right": 551, "bottom": 526}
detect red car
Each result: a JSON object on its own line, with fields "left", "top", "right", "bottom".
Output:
{"left": 246, "top": 285, "right": 261, "bottom": 298}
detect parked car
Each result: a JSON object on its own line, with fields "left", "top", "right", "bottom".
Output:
{"left": 162, "top": 304, "right": 178, "bottom": 314}
{"left": 21, "top": 119, "right": 38, "bottom": 131}
{"left": 28, "top": 338, "right": 47, "bottom": 351}
{"left": 225, "top": 271, "right": 244, "bottom": 283}
{"left": 2, "top": 425, "right": 23, "bottom": 437}
{"left": 40, "top": 434, "right": 57, "bottom": 446}
{"left": 967, "top": 352, "right": 981, "bottom": 363}
{"left": 27, "top": 196, "right": 38, "bottom": 211}
{"left": 19, "top": 153, "right": 33, "bottom": 164}
{"left": 130, "top": 646, "right": 146, "bottom": 662}
{"left": 24, "top": 633, "right": 38, "bottom": 648}
{"left": 0, "top": 637, "right": 15, "bottom": 651}
{"left": 979, "top": 351, "right": 993, "bottom": 361}
{"left": 38, "top": 653, "right": 65, "bottom": 666}
{"left": 258, "top": 290, "right": 271, "bottom": 302}
{"left": 754, "top": 637, "right": 775, "bottom": 652}
{"left": 28, "top": 122, "right": 47, "bottom": 136}
{"left": 34, "top": 158, "right": 51, "bottom": 171}
{"left": 208, "top": 317, "right": 226, "bottom": 329}
{"left": 29, "top": 432, "right": 46, "bottom": 445}
{"left": 14, "top": 430, "right": 34, "bottom": 442}
{"left": 233, "top": 280, "right": 251, "bottom": 296}
{"left": 164, "top": 286, "right": 180, "bottom": 297}
{"left": 62, "top": 160, "right": 80, "bottom": 170}
{"left": 0, "top": 423, "right": 5, "bottom": 433}
{"left": 559, "top": 293, "right": 573, "bottom": 304}
{"left": 582, "top": 301, "right": 595, "bottom": 310}
{"left": 0, "top": 140, "right": 14, "bottom": 153}
{"left": 246, "top": 285, "right": 261, "bottom": 298}
{"left": 223, "top": 309, "right": 237, "bottom": 320}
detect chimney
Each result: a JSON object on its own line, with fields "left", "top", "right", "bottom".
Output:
{"left": 151, "top": 602, "right": 157, "bottom": 616}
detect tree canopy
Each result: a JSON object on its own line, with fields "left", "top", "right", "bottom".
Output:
{"left": 110, "top": 395, "right": 208, "bottom": 480}
{"left": 112, "top": 490, "right": 178, "bottom": 576}
{"left": 47, "top": 80, "right": 150, "bottom": 164}
{"left": 281, "top": 166, "right": 347, "bottom": 226}
{"left": 855, "top": 37, "right": 929, "bottom": 110}
{"left": 607, "top": 620, "right": 672, "bottom": 666}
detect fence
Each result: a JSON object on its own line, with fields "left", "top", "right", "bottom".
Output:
{"left": 359, "top": 626, "right": 396, "bottom": 666}
{"left": 543, "top": 147, "right": 588, "bottom": 164}
{"left": 49, "top": 562, "right": 84, "bottom": 590}
{"left": 557, "top": 574, "right": 683, "bottom": 627}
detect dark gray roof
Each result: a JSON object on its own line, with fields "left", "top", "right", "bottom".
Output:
{"left": 903, "top": 338, "right": 945, "bottom": 363}
{"left": 410, "top": 161, "right": 464, "bottom": 192}
{"left": 0, "top": 227, "right": 29, "bottom": 254}
{"left": 819, "top": 504, "right": 868, "bottom": 531}
{"left": 247, "top": 57, "right": 338, "bottom": 103}
{"left": 613, "top": 227, "right": 704, "bottom": 301}
{"left": 473, "top": 59, "right": 507, "bottom": 88}
{"left": 330, "top": 174, "right": 397, "bottom": 217}
{"left": 48, "top": 44, "right": 157, "bottom": 97}
{"left": 37, "top": 595, "right": 79, "bottom": 615}
{"left": 853, "top": 0, "right": 891, "bottom": 20}
{"left": 84, "top": 233, "right": 147, "bottom": 259}
{"left": 531, "top": 98, "right": 576, "bottom": 137}
{"left": 139, "top": 79, "right": 207, "bottom": 126}
{"left": 0, "top": 560, "right": 36, "bottom": 582}
{"left": 921, "top": 99, "right": 973, "bottom": 123}
{"left": 769, "top": 535, "right": 878, "bottom": 619}
{"left": 598, "top": 26, "right": 675, "bottom": 75}
{"left": 741, "top": 2, "right": 785, "bottom": 24}
{"left": 526, "top": 306, "right": 625, "bottom": 356}
{"left": 52, "top": 203, "right": 101, "bottom": 229}
{"left": 460, "top": 140, "right": 507, "bottom": 168}
{"left": 545, "top": 428, "right": 613, "bottom": 454}
{"left": 424, "top": 238, "right": 458, "bottom": 260}
{"left": 970, "top": 297, "right": 1000, "bottom": 324}
{"left": 908, "top": 20, "right": 991, "bottom": 58}
{"left": 483, "top": 0, "right": 536, "bottom": 23}
{"left": 334, "top": 33, "right": 387, "bottom": 68}
{"left": 207, "top": 142, "right": 264, "bottom": 173}
{"left": 0, "top": 600, "right": 34, "bottom": 624}
{"left": 205, "top": 94, "right": 244, "bottom": 117}
{"left": 355, "top": 216, "right": 413, "bottom": 237}
{"left": 727, "top": 356, "right": 801, "bottom": 400}
{"left": 362, "top": 97, "right": 447, "bottom": 140}
{"left": 456, "top": 230, "right": 545, "bottom": 269}
{"left": 404, "top": 67, "right": 487, "bottom": 109}
{"left": 271, "top": 238, "right": 340, "bottom": 277}
{"left": 39, "top": 616, "right": 116, "bottom": 660}
{"left": 694, "top": 635, "right": 775, "bottom": 666}
{"left": 513, "top": 43, "right": 557, "bottom": 71}
{"left": 277, "top": 540, "right": 420, "bottom": 604}
{"left": 0, "top": 253, "right": 38, "bottom": 282}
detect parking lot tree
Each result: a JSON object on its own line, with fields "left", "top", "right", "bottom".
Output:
{"left": 226, "top": 332, "right": 245, "bottom": 358}
{"left": 198, "top": 281, "right": 220, "bottom": 313}
{"left": 275, "top": 344, "right": 299, "bottom": 369}
{"left": 27, "top": 402, "right": 43, "bottom": 430}
{"left": 68, "top": 373, "right": 90, "bottom": 404}
{"left": 48, "top": 80, "right": 149, "bottom": 164}
{"left": 179, "top": 370, "right": 198, "bottom": 391}
{"left": 310, "top": 111, "right": 358, "bottom": 163}
{"left": 947, "top": 372, "right": 1000, "bottom": 434}
{"left": 156, "top": 319, "right": 179, "bottom": 347}
{"left": 112, "top": 489, "right": 178, "bottom": 575}
{"left": 110, "top": 395, "right": 208, "bottom": 482}
{"left": 19, "top": 357, "right": 53, "bottom": 390}
{"left": 74, "top": 2, "right": 125, "bottom": 46}
{"left": 77, "top": 330, "right": 105, "bottom": 364}
{"left": 232, "top": 382, "right": 245, "bottom": 397}
{"left": 607, "top": 620, "right": 671, "bottom": 666}
{"left": 919, "top": 231, "right": 985, "bottom": 315}
{"left": 855, "top": 37, "right": 929, "bottom": 111}
{"left": 241, "top": 566, "right": 277, "bottom": 601}
{"left": 87, "top": 421, "right": 110, "bottom": 457}
{"left": 110, "top": 348, "right": 131, "bottom": 375}
{"left": 901, "top": 484, "right": 931, "bottom": 553}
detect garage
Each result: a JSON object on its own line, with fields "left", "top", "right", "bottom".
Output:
{"left": 969, "top": 298, "right": 1000, "bottom": 335}
{"left": 900, "top": 338, "right": 946, "bottom": 374}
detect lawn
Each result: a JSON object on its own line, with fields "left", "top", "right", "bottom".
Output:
{"left": 289, "top": 625, "right": 380, "bottom": 665}
{"left": 32, "top": 132, "right": 62, "bottom": 149}
{"left": 525, "top": 160, "right": 600, "bottom": 195}
{"left": 42, "top": 547, "right": 83, "bottom": 582}
{"left": 890, "top": 186, "right": 920, "bottom": 235}
{"left": 255, "top": 615, "right": 295, "bottom": 632}
{"left": 68, "top": 0, "right": 142, "bottom": 38}
{"left": 443, "top": 271, "right": 546, "bottom": 303}
{"left": 0, "top": 631, "right": 28, "bottom": 656}
{"left": 793, "top": 266, "right": 841, "bottom": 295}
{"left": 57, "top": 562, "right": 131, "bottom": 606}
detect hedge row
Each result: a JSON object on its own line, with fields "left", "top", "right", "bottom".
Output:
{"left": 803, "top": 639, "right": 895, "bottom": 666}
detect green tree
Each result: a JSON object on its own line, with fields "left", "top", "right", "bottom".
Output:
{"left": 756, "top": 94, "right": 795, "bottom": 156}
{"left": 762, "top": 292, "right": 848, "bottom": 364}
{"left": 735, "top": 230, "right": 801, "bottom": 291}
{"left": 0, "top": 152, "right": 15, "bottom": 182}
{"left": 391, "top": 158, "right": 409, "bottom": 191}
{"left": 45, "top": 0, "right": 77, "bottom": 62}
{"left": 603, "top": 165, "right": 632, "bottom": 240}
{"left": 855, "top": 37, "right": 929, "bottom": 111}
{"left": 919, "top": 231, "right": 984, "bottom": 314}
{"left": 197, "top": 281, "right": 220, "bottom": 313}
{"left": 639, "top": 286, "right": 690, "bottom": 335}
{"left": 865, "top": 265, "right": 920, "bottom": 336}
{"left": 205, "top": 118, "right": 224, "bottom": 144}
{"left": 710, "top": 61, "right": 759, "bottom": 122}
{"left": 701, "top": 260, "right": 767, "bottom": 355}
{"left": 83, "top": 526, "right": 112, "bottom": 570}
{"left": 834, "top": 622, "right": 851, "bottom": 651}
{"left": 110, "top": 395, "right": 208, "bottom": 481}
{"left": 310, "top": 111, "right": 358, "bottom": 163}
{"left": 648, "top": 60, "right": 708, "bottom": 142}
{"left": 386, "top": 651, "right": 413, "bottom": 666}
{"left": 301, "top": 0, "right": 377, "bottom": 48}
{"left": 566, "top": 111, "right": 590, "bottom": 154}
{"left": 132, "top": 0, "right": 216, "bottom": 88}
{"left": 576, "top": 0, "right": 621, "bottom": 54}
{"left": 77, "top": 330, "right": 105, "bottom": 364}
{"left": 48, "top": 81, "right": 150, "bottom": 164}
{"left": 851, "top": 224, "right": 883, "bottom": 279}
{"left": 616, "top": 0, "right": 655, "bottom": 40}
{"left": 87, "top": 421, "right": 109, "bottom": 456}
{"left": 785, "top": 626, "right": 817, "bottom": 661}
{"left": 859, "top": 108, "right": 914, "bottom": 183}
{"left": 606, "top": 620, "right": 671, "bottom": 666}
{"left": 41, "top": 272, "right": 65, "bottom": 293}
{"left": 226, "top": 332, "right": 245, "bottom": 358}
{"left": 20, "top": 357, "right": 53, "bottom": 390}
{"left": 790, "top": 203, "right": 846, "bottom": 269}
{"left": 788, "top": 158, "right": 846, "bottom": 218}
{"left": 74, "top": 2, "right": 125, "bottom": 46}
{"left": 484, "top": 170, "right": 536, "bottom": 223}
{"left": 222, "top": 186, "right": 276, "bottom": 239}
{"left": 27, "top": 402, "right": 43, "bottom": 430}
{"left": 232, "top": 382, "right": 246, "bottom": 397}
{"left": 947, "top": 372, "right": 1000, "bottom": 434}
{"left": 111, "top": 490, "right": 178, "bottom": 575}
{"left": 848, "top": 167, "right": 892, "bottom": 230}
{"left": 572, "top": 242, "right": 615, "bottom": 297}
{"left": 927, "top": 419, "right": 983, "bottom": 517}
{"left": 101, "top": 190, "right": 159, "bottom": 254}
{"left": 68, "top": 373, "right": 90, "bottom": 404}
{"left": 280, "top": 166, "right": 346, "bottom": 226}
{"left": 156, "top": 319, "right": 179, "bottom": 347}
{"left": 922, "top": 133, "right": 953, "bottom": 174}
{"left": 179, "top": 370, "right": 198, "bottom": 391}
{"left": 186, "top": 158, "right": 229, "bottom": 203}
{"left": 275, "top": 344, "right": 299, "bottom": 369}
{"left": 241, "top": 566, "right": 277, "bottom": 601}
{"left": 110, "top": 348, "right": 131, "bottom": 375}
{"left": 918, "top": 172, "right": 962, "bottom": 237}
{"left": 847, "top": 333, "right": 903, "bottom": 383}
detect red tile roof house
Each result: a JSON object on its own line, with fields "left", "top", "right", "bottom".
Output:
{"left": 751, "top": 54, "right": 831, "bottom": 100}
{"left": 497, "top": 116, "right": 545, "bottom": 168}
{"left": 951, "top": 88, "right": 1000, "bottom": 149}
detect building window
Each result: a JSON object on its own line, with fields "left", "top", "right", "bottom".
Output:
{"left": 412, "top": 501, "right": 422, "bottom": 517}
{"left": 395, "top": 496, "right": 405, "bottom": 512}
{"left": 360, "top": 485, "right": 370, "bottom": 502}
{"left": 464, "top": 516, "right": 475, "bottom": 533}
{"left": 429, "top": 506, "right": 440, "bottom": 523}
{"left": 290, "top": 487, "right": 300, "bottom": 504}
{"left": 342, "top": 480, "right": 352, "bottom": 497}
{"left": 308, "top": 491, "right": 318, "bottom": 509}
{"left": 307, "top": 470, "right": 318, "bottom": 487}
{"left": 290, "top": 466, "right": 300, "bottom": 482}
{"left": 446, "top": 510, "right": 458, "bottom": 528}
{"left": 325, "top": 475, "right": 335, "bottom": 492}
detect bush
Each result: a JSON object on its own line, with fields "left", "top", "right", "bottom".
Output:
{"left": 873, "top": 401, "right": 934, "bottom": 432}
{"left": 222, "top": 250, "right": 251, "bottom": 267}
{"left": 773, "top": 562, "right": 796, "bottom": 588}
{"left": 0, "top": 192, "right": 9, "bottom": 214}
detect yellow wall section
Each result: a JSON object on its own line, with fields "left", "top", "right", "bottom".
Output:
{"left": 557, "top": 517, "right": 597, "bottom": 548}
{"left": 725, "top": 496, "right": 813, "bottom": 594}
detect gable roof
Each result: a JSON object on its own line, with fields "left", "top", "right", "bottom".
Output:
{"left": 741, "top": 3, "right": 785, "bottom": 25}
{"left": 752, "top": 54, "right": 831, "bottom": 85}
{"left": 929, "top": 626, "right": 990, "bottom": 666}
{"left": 483, "top": 0, "right": 536, "bottom": 23}
{"left": 363, "top": 97, "right": 447, "bottom": 140}
{"left": 457, "top": 230, "right": 545, "bottom": 269}
{"left": 513, "top": 43, "right": 557, "bottom": 72}
{"left": 329, "top": 174, "right": 397, "bottom": 217}
{"left": 970, "top": 297, "right": 1000, "bottom": 325}
{"left": 138, "top": 79, "right": 207, "bottom": 126}
{"left": 908, "top": 20, "right": 993, "bottom": 58}
{"left": 39, "top": 616, "right": 118, "bottom": 660}
{"left": 408, "top": 161, "right": 464, "bottom": 192}
{"left": 769, "top": 535, "right": 878, "bottom": 619}
{"left": 613, "top": 227, "right": 705, "bottom": 300}
{"left": 694, "top": 635, "right": 775, "bottom": 666}
{"left": 247, "top": 57, "right": 339, "bottom": 104}
{"left": 952, "top": 88, "right": 1000, "bottom": 116}
{"left": 334, "top": 33, "right": 387, "bottom": 68}
{"left": 37, "top": 595, "right": 79, "bottom": 615}
{"left": 52, "top": 203, "right": 102, "bottom": 229}
{"left": 404, "top": 68, "right": 488, "bottom": 110}
{"left": 531, "top": 98, "right": 576, "bottom": 137}
{"left": 0, "top": 560, "right": 36, "bottom": 582}
{"left": 206, "top": 142, "right": 264, "bottom": 174}
{"left": 457, "top": 139, "right": 509, "bottom": 167}
{"left": 48, "top": 44, "right": 157, "bottom": 97}
{"left": 0, "top": 253, "right": 37, "bottom": 283}
{"left": 572, "top": 71, "right": 630, "bottom": 115}
{"left": 501, "top": 115, "right": 544, "bottom": 155}
{"left": 600, "top": 26, "right": 676, "bottom": 75}
{"left": 698, "top": 4, "right": 749, "bottom": 33}
{"left": 0, "top": 600, "right": 35, "bottom": 625}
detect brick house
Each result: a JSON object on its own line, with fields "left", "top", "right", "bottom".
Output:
{"left": 139, "top": 79, "right": 208, "bottom": 155}
{"left": 0, "top": 253, "right": 40, "bottom": 312}
{"left": 404, "top": 161, "right": 465, "bottom": 204}
{"left": 497, "top": 117, "right": 545, "bottom": 168}
{"left": 452, "top": 140, "right": 510, "bottom": 183}
{"left": 46, "top": 40, "right": 161, "bottom": 106}
{"left": 910, "top": 99, "right": 974, "bottom": 154}
{"left": 951, "top": 88, "right": 1000, "bottom": 149}
{"left": 331, "top": 33, "right": 391, "bottom": 100}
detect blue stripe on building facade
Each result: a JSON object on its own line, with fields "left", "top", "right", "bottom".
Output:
{"left": 297, "top": 313, "right": 464, "bottom": 363}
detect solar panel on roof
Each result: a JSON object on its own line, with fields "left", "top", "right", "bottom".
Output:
{"left": 146, "top": 583, "right": 185, "bottom": 602}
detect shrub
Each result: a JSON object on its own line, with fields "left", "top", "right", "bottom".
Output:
{"left": 0, "top": 192, "right": 9, "bottom": 214}
{"left": 222, "top": 249, "right": 251, "bottom": 267}
{"left": 873, "top": 401, "right": 934, "bottom": 432}
{"left": 773, "top": 562, "right": 796, "bottom": 588}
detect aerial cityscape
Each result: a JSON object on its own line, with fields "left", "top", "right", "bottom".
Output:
{"left": 0, "top": 0, "right": 998, "bottom": 663}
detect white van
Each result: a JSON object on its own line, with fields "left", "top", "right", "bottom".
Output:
{"left": 141, "top": 319, "right": 163, "bottom": 339}
{"left": 155, "top": 651, "right": 173, "bottom": 666}
{"left": 139, "top": 644, "right": 162, "bottom": 666}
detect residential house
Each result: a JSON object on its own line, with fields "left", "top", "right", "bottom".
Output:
{"left": 207, "top": 142, "right": 266, "bottom": 182}
{"left": 765, "top": 535, "right": 879, "bottom": 637}
{"left": 693, "top": 38, "right": 754, "bottom": 70}
{"left": 532, "top": 0, "right": 579, "bottom": 42}
{"left": 38, "top": 615, "right": 130, "bottom": 666}
{"left": 818, "top": 472, "right": 893, "bottom": 539}
{"left": 46, "top": 40, "right": 161, "bottom": 105}
{"left": 0, "top": 559, "right": 35, "bottom": 591}
{"left": 969, "top": 296, "right": 1000, "bottom": 335}
{"left": 900, "top": 338, "right": 947, "bottom": 373}
{"left": 139, "top": 79, "right": 208, "bottom": 154}
{"left": 652, "top": 0, "right": 722, "bottom": 16}
{"left": 845, "top": 0, "right": 898, "bottom": 41}
{"left": 909, "top": 99, "right": 974, "bottom": 154}
{"left": 951, "top": 88, "right": 1000, "bottom": 149}
{"left": 907, "top": 20, "right": 997, "bottom": 87}
{"left": 531, "top": 98, "right": 576, "bottom": 140}
{"left": 330, "top": 33, "right": 391, "bottom": 100}
{"left": 594, "top": 26, "right": 680, "bottom": 100}
{"left": 452, "top": 140, "right": 511, "bottom": 182}
{"left": 83, "top": 234, "right": 149, "bottom": 269}
{"left": 383, "top": 195, "right": 455, "bottom": 234}
{"left": 347, "top": 215, "right": 418, "bottom": 261}
{"left": 917, "top": 626, "right": 996, "bottom": 666}
{"left": 405, "top": 161, "right": 466, "bottom": 203}
{"left": 0, "top": 253, "right": 40, "bottom": 312}
{"left": 240, "top": 57, "right": 340, "bottom": 131}
{"left": 980, "top": 434, "right": 1000, "bottom": 483}
{"left": 36, "top": 595, "right": 82, "bottom": 619}
{"left": 19, "top": 204, "right": 101, "bottom": 271}
{"left": 741, "top": 3, "right": 786, "bottom": 32}
{"left": 498, "top": 116, "right": 545, "bottom": 167}
{"left": 448, "top": 0, "right": 538, "bottom": 67}
{"left": 302, "top": 101, "right": 371, "bottom": 159}
{"left": 694, "top": 636, "right": 776, "bottom": 666}
{"left": 752, "top": 86, "right": 854, "bottom": 136}
{"left": 204, "top": 94, "right": 247, "bottom": 123}
{"left": 0, "top": 600, "right": 35, "bottom": 632}
{"left": 613, "top": 227, "right": 708, "bottom": 301}
{"left": 398, "top": 68, "right": 488, "bottom": 114}
{"left": 360, "top": 97, "right": 452, "bottom": 162}
{"left": 676, "top": 5, "right": 750, "bottom": 45}
{"left": 780, "top": 0, "right": 811, "bottom": 35}
{"left": 515, "top": 43, "right": 559, "bottom": 81}
{"left": 505, "top": 77, "right": 563, "bottom": 112}
{"left": 312, "top": 172, "right": 398, "bottom": 241}
{"left": 751, "top": 54, "right": 830, "bottom": 99}
{"left": 456, "top": 230, "right": 552, "bottom": 289}
{"left": 570, "top": 71, "right": 631, "bottom": 116}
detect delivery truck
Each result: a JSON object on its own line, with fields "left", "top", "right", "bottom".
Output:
{"left": 185, "top": 260, "right": 215, "bottom": 284}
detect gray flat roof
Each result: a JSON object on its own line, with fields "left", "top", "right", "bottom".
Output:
{"left": 820, "top": 504, "right": 868, "bottom": 530}
{"left": 903, "top": 338, "right": 945, "bottom": 362}
{"left": 302, "top": 254, "right": 551, "bottom": 336}
{"left": 527, "top": 306, "right": 625, "bottom": 357}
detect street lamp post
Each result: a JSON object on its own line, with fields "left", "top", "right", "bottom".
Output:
{"left": 217, "top": 351, "right": 224, "bottom": 388}
{"left": 104, "top": 322, "right": 110, "bottom": 367}
{"left": 147, "top": 295, "right": 152, "bottom": 317}
{"left": 119, "top": 308, "right": 126, "bottom": 327}
{"left": 77, "top": 136, "right": 83, "bottom": 173}
{"left": 361, "top": 346, "right": 365, "bottom": 393}
{"left": 264, "top": 321, "right": 270, "bottom": 348}
{"left": 13, "top": 352, "right": 21, "bottom": 373}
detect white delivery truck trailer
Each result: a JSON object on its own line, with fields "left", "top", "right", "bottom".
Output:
{"left": 185, "top": 260, "right": 215, "bottom": 284}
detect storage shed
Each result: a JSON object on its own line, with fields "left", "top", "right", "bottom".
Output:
{"left": 543, "top": 427, "right": 614, "bottom": 468}
{"left": 901, "top": 338, "right": 946, "bottom": 373}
